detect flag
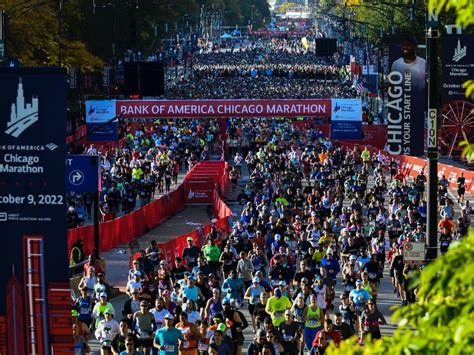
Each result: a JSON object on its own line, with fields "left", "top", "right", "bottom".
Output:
{"left": 356, "top": 81, "right": 365, "bottom": 95}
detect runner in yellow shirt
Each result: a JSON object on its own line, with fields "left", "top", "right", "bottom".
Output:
{"left": 265, "top": 288, "right": 292, "bottom": 327}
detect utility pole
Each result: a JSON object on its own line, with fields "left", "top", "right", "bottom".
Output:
{"left": 425, "top": 9, "right": 439, "bottom": 261}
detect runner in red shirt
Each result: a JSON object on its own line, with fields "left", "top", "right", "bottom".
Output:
{"left": 312, "top": 319, "right": 341, "bottom": 349}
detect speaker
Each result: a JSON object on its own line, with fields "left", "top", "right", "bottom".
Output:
{"left": 124, "top": 62, "right": 164, "bottom": 97}
{"left": 315, "top": 39, "right": 337, "bottom": 56}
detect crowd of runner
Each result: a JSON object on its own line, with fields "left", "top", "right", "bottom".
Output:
{"left": 167, "top": 36, "right": 355, "bottom": 101}
{"left": 66, "top": 119, "right": 222, "bottom": 229}
{"left": 70, "top": 118, "right": 470, "bottom": 355}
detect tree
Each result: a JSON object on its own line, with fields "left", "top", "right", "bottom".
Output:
{"left": 3, "top": 0, "right": 103, "bottom": 70}
{"left": 327, "top": 232, "right": 474, "bottom": 354}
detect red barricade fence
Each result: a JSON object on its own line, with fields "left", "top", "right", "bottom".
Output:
{"left": 339, "top": 142, "right": 474, "bottom": 193}
{"left": 68, "top": 162, "right": 233, "bottom": 265}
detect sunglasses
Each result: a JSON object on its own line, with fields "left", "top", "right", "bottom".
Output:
{"left": 126, "top": 342, "right": 134, "bottom": 346}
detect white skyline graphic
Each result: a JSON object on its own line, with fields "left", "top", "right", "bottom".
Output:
{"left": 452, "top": 39, "right": 467, "bottom": 62}
{"left": 5, "top": 78, "right": 39, "bottom": 138}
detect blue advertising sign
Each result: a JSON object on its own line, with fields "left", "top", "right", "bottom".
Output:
{"left": 85, "top": 100, "right": 118, "bottom": 141}
{"left": 0, "top": 68, "right": 69, "bottom": 352}
{"left": 67, "top": 155, "right": 100, "bottom": 192}
{"left": 330, "top": 99, "right": 363, "bottom": 139}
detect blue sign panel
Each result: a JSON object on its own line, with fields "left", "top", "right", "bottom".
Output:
{"left": 67, "top": 155, "right": 100, "bottom": 192}
{"left": 86, "top": 122, "right": 118, "bottom": 141}
{"left": 330, "top": 99, "right": 363, "bottom": 140}
{"left": 0, "top": 68, "right": 69, "bottom": 351}
{"left": 85, "top": 100, "right": 118, "bottom": 141}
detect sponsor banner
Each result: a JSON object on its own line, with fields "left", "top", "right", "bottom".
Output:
{"left": 0, "top": 68, "right": 69, "bottom": 352}
{"left": 403, "top": 242, "right": 425, "bottom": 263}
{"left": 387, "top": 36, "right": 426, "bottom": 156}
{"left": 441, "top": 34, "right": 474, "bottom": 156}
{"left": 85, "top": 100, "right": 118, "bottom": 141}
{"left": 331, "top": 99, "right": 362, "bottom": 121}
{"left": 331, "top": 99, "right": 362, "bottom": 139}
{"left": 116, "top": 99, "right": 332, "bottom": 118}
{"left": 86, "top": 122, "right": 118, "bottom": 141}
{"left": 184, "top": 178, "right": 214, "bottom": 205}
{"left": 85, "top": 100, "right": 116, "bottom": 123}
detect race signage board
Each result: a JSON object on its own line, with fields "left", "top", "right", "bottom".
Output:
{"left": 403, "top": 242, "right": 426, "bottom": 263}
{"left": 330, "top": 99, "right": 362, "bottom": 139}
{"left": 387, "top": 35, "right": 426, "bottom": 156}
{"left": 85, "top": 99, "right": 118, "bottom": 141}
{"left": 0, "top": 68, "right": 69, "bottom": 352}
{"left": 66, "top": 155, "right": 100, "bottom": 193}
{"left": 114, "top": 99, "right": 332, "bottom": 118}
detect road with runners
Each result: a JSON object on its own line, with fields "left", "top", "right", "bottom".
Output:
{"left": 85, "top": 160, "right": 471, "bottom": 353}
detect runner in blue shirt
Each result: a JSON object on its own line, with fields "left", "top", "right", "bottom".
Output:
{"left": 154, "top": 314, "right": 184, "bottom": 355}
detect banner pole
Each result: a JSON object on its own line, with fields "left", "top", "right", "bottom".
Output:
{"left": 93, "top": 155, "right": 100, "bottom": 258}
{"left": 425, "top": 11, "right": 439, "bottom": 261}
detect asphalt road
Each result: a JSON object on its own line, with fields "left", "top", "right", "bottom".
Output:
{"left": 87, "top": 161, "right": 470, "bottom": 353}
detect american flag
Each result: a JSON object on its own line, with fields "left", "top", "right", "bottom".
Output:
{"left": 356, "top": 81, "right": 366, "bottom": 95}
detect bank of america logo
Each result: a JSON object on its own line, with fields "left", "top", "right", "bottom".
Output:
{"left": 5, "top": 78, "right": 39, "bottom": 138}
{"left": 452, "top": 39, "right": 466, "bottom": 62}
{"left": 45, "top": 143, "right": 58, "bottom": 151}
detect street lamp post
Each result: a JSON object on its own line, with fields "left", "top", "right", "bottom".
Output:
{"left": 426, "top": 10, "right": 440, "bottom": 261}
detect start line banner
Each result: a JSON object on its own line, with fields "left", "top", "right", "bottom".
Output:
{"left": 115, "top": 99, "right": 332, "bottom": 118}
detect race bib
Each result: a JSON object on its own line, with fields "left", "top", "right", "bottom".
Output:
{"left": 283, "top": 334, "right": 293, "bottom": 342}
{"left": 139, "top": 330, "right": 151, "bottom": 338}
{"left": 368, "top": 272, "right": 377, "bottom": 279}
{"left": 309, "top": 319, "right": 319, "bottom": 326}
{"left": 163, "top": 343, "right": 175, "bottom": 352}
{"left": 198, "top": 343, "right": 209, "bottom": 352}
{"left": 274, "top": 311, "right": 283, "bottom": 318}
{"left": 182, "top": 341, "right": 190, "bottom": 349}
{"left": 188, "top": 257, "right": 195, "bottom": 263}
{"left": 80, "top": 307, "right": 90, "bottom": 315}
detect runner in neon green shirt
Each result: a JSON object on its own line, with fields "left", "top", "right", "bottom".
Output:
{"left": 265, "top": 288, "right": 292, "bottom": 326}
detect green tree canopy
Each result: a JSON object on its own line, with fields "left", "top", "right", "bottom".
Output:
{"left": 2, "top": 0, "right": 103, "bottom": 70}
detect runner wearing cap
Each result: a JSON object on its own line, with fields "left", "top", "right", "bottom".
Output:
{"left": 127, "top": 272, "right": 144, "bottom": 296}
{"left": 93, "top": 293, "right": 116, "bottom": 329}
{"left": 182, "top": 237, "right": 200, "bottom": 270}
{"left": 181, "top": 275, "right": 203, "bottom": 304}
{"left": 154, "top": 314, "right": 184, "bottom": 355}
{"left": 279, "top": 310, "right": 301, "bottom": 355}
{"left": 244, "top": 277, "right": 265, "bottom": 332}
{"left": 133, "top": 300, "right": 157, "bottom": 354}
{"left": 247, "top": 329, "right": 268, "bottom": 355}
{"left": 265, "top": 288, "right": 292, "bottom": 327}
{"left": 95, "top": 308, "right": 120, "bottom": 354}
{"left": 349, "top": 279, "right": 372, "bottom": 339}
